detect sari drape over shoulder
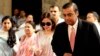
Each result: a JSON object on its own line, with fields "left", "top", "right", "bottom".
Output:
{"left": 0, "top": 37, "right": 13, "bottom": 56}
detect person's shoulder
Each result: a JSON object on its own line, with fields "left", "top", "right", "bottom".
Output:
{"left": 36, "top": 30, "right": 42, "bottom": 34}
{"left": 57, "top": 17, "right": 64, "bottom": 24}
{"left": 59, "top": 18, "right": 64, "bottom": 22}
{"left": 18, "top": 23, "right": 25, "bottom": 29}
{"left": 79, "top": 19, "right": 97, "bottom": 30}
{"left": 30, "top": 32, "right": 37, "bottom": 39}
{"left": 0, "top": 29, "right": 6, "bottom": 34}
{"left": 80, "top": 19, "right": 94, "bottom": 26}
{"left": 36, "top": 30, "right": 43, "bottom": 36}
{"left": 55, "top": 22, "right": 66, "bottom": 30}
{"left": 56, "top": 22, "right": 66, "bottom": 27}
{"left": 32, "top": 32, "right": 36, "bottom": 36}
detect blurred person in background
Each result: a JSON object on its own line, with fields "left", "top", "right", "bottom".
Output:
{"left": 86, "top": 11, "right": 100, "bottom": 36}
{"left": 12, "top": 8, "right": 20, "bottom": 26}
{"left": 49, "top": 5, "right": 64, "bottom": 25}
{"left": 17, "top": 10, "right": 26, "bottom": 26}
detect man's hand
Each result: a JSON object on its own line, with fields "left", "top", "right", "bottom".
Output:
{"left": 63, "top": 53, "right": 72, "bottom": 56}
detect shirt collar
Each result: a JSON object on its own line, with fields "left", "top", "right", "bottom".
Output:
{"left": 68, "top": 19, "right": 78, "bottom": 29}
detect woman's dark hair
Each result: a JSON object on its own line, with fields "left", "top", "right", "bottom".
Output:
{"left": 40, "top": 12, "right": 56, "bottom": 31}
{"left": 2, "top": 16, "right": 16, "bottom": 48}
{"left": 25, "top": 21, "right": 35, "bottom": 29}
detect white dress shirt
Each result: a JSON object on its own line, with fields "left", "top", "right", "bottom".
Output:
{"left": 68, "top": 19, "right": 78, "bottom": 40}
{"left": 56, "top": 17, "right": 64, "bottom": 25}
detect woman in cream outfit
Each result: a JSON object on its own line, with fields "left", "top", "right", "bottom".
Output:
{"left": 36, "top": 12, "right": 56, "bottom": 56}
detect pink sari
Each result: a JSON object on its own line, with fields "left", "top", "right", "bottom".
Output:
{"left": 16, "top": 33, "right": 39, "bottom": 56}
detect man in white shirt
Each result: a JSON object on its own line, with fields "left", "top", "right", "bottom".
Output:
{"left": 49, "top": 5, "right": 64, "bottom": 25}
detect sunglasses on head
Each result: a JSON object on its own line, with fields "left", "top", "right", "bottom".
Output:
{"left": 41, "top": 22, "right": 52, "bottom": 26}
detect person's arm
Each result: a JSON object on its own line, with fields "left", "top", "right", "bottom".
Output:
{"left": 34, "top": 33, "right": 42, "bottom": 56}
{"left": 63, "top": 53, "right": 72, "bottom": 56}
{"left": 51, "top": 25, "right": 65, "bottom": 56}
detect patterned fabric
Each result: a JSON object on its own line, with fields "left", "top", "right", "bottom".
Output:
{"left": 0, "top": 29, "right": 13, "bottom": 56}
{"left": 16, "top": 33, "right": 39, "bottom": 56}
{"left": 0, "top": 37, "right": 13, "bottom": 56}
{"left": 36, "top": 31, "right": 56, "bottom": 56}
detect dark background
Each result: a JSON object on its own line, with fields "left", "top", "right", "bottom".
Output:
{"left": 12, "top": 0, "right": 42, "bottom": 24}
{"left": 73, "top": 0, "right": 100, "bottom": 20}
{"left": 12, "top": 0, "right": 100, "bottom": 23}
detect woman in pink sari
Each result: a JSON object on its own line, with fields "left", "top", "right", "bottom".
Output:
{"left": 16, "top": 22, "right": 39, "bottom": 56}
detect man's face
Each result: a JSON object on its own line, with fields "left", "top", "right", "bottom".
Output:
{"left": 86, "top": 13, "right": 95, "bottom": 23}
{"left": 26, "top": 15, "right": 33, "bottom": 22}
{"left": 63, "top": 6, "right": 78, "bottom": 25}
{"left": 50, "top": 6, "right": 60, "bottom": 19}
{"left": 14, "top": 9, "right": 19, "bottom": 15}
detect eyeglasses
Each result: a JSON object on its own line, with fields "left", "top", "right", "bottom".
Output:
{"left": 41, "top": 22, "right": 52, "bottom": 26}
